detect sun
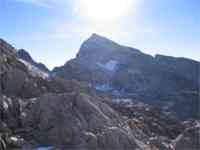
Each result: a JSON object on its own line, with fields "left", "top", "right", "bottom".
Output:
{"left": 76, "top": 0, "right": 134, "bottom": 23}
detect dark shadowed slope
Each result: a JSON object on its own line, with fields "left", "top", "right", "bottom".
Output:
{"left": 53, "top": 34, "right": 199, "bottom": 120}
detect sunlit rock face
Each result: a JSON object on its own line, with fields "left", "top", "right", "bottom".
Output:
{"left": 17, "top": 49, "right": 50, "bottom": 74}
{"left": 21, "top": 93, "right": 144, "bottom": 149}
{"left": 0, "top": 41, "right": 49, "bottom": 98}
{"left": 53, "top": 34, "right": 199, "bottom": 120}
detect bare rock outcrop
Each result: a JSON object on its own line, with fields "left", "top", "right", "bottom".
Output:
{"left": 173, "top": 121, "right": 200, "bottom": 150}
{"left": 21, "top": 93, "right": 145, "bottom": 149}
{"left": 0, "top": 37, "right": 198, "bottom": 150}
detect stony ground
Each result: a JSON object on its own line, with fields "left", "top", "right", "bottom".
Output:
{"left": 0, "top": 38, "right": 199, "bottom": 150}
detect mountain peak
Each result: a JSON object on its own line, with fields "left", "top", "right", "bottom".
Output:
{"left": 87, "top": 33, "right": 117, "bottom": 44}
{"left": 89, "top": 33, "right": 108, "bottom": 40}
{"left": 77, "top": 34, "right": 123, "bottom": 58}
{"left": 77, "top": 34, "right": 142, "bottom": 59}
{"left": 17, "top": 49, "right": 34, "bottom": 63}
{"left": 91, "top": 33, "right": 101, "bottom": 38}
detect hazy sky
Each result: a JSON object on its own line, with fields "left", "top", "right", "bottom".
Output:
{"left": 0, "top": 0, "right": 199, "bottom": 69}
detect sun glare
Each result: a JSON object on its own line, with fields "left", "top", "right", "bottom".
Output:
{"left": 77, "top": 0, "right": 134, "bottom": 23}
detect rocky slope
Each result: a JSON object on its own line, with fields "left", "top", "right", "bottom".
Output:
{"left": 17, "top": 49, "right": 49, "bottom": 73}
{"left": 0, "top": 39, "right": 147, "bottom": 149}
{"left": 0, "top": 37, "right": 199, "bottom": 149}
{"left": 53, "top": 34, "right": 199, "bottom": 120}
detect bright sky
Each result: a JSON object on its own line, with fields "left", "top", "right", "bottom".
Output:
{"left": 0, "top": 0, "right": 199, "bottom": 69}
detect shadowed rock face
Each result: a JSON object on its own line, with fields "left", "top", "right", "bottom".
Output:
{"left": 53, "top": 34, "right": 199, "bottom": 120}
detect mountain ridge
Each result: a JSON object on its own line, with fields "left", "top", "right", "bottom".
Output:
{"left": 0, "top": 36, "right": 199, "bottom": 149}
{"left": 52, "top": 34, "right": 199, "bottom": 72}
{"left": 53, "top": 33, "right": 199, "bottom": 120}
{"left": 17, "top": 49, "right": 50, "bottom": 73}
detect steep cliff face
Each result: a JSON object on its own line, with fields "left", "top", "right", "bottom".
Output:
{"left": 53, "top": 34, "right": 199, "bottom": 120}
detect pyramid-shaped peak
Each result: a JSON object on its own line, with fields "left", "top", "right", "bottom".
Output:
{"left": 77, "top": 33, "right": 143, "bottom": 58}
{"left": 90, "top": 33, "right": 105, "bottom": 38}
{"left": 88, "top": 33, "right": 116, "bottom": 43}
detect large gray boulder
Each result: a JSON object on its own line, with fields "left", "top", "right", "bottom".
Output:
{"left": 173, "top": 121, "right": 200, "bottom": 150}
{"left": 21, "top": 92, "right": 144, "bottom": 149}
{"left": 0, "top": 95, "right": 26, "bottom": 149}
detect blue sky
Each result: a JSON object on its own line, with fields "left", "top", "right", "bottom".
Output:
{"left": 0, "top": 0, "right": 199, "bottom": 69}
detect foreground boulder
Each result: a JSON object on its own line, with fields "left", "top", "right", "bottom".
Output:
{"left": 21, "top": 93, "right": 146, "bottom": 149}
{"left": 0, "top": 95, "right": 25, "bottom": 149}
{"left": 173, "top": 121, "right": 200, "bottom": 150}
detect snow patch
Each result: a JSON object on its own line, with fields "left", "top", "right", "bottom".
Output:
{"left": 21, "top": 112, "right": 27, "bottom": 117}
{"left": 95, "top": 84, "right": 113, "bottom": 92}
{"left": 114, "top": 98, "right": 132, "bottom": 103}
{"left": 112, "top": 89, "right": 124, "bottom": 97}
{"left": 195, "top": 121, "right": 200, "bottom": 128}
{"left": 112, "top": 98, "right": 134, "bottom": 107}
{"left": 108, "top": 126, "right": 118, "bottom": 130}
{"left": 83, "top": 131, "right": 96, "bottom": 137}
{"left": 10, "top": 137, "right": 18, "bottom": 142}
{"left": 18, "top": 59, "right": 49, "bottom": 79}
{"left": 3, "top": 101, "right": 8, "bottom": 110}
{"left": 97, "top": 60, "right": 118, "bottom": 71}
{"left": 35, "top": 146, "right": 53, "bottom": 150}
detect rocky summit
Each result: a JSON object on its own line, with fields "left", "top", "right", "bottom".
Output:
{"left": 0, "top": 35, "right": 199, "bottom": 149}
